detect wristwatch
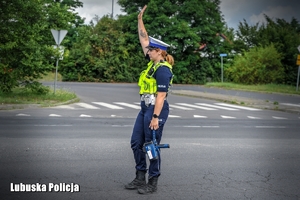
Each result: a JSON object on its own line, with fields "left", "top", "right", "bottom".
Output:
{"left": 153, "top": 114, "right": 159, "bottom": 118}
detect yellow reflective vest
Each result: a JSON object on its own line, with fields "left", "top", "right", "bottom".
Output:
{"left": 138, "top": 60, "right": 173, "bottom": 94}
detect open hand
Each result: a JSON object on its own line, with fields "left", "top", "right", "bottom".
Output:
{"left": 138, "top": 5, "right": 147, "bottom": 19}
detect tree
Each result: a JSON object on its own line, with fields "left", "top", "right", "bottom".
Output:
{"left": 234, "top": 19, "right": 261, "bottom": 53}
{"left": 233, "top": 16, "right": 300, "bottom": 84}
{"left": 118, "top": 0, "right": 228, "bottom": 84}
{"left": 0, "top": 0, "right": 82, "bottom": 93}
{"left": 259, "top": 17, "right": 300, "bottom": 84}
{"left": 225, "top": 44, "right": 284, "bottom": 84}
{"left": 60, "top": 15, "right": 139, "bottom": 82}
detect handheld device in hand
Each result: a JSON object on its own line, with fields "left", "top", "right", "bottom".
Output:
{"left": 143, "top": 130, "right": 170, "bottom": 161}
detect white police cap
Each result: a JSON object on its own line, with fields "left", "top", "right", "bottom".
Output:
{"left": 146, "top": 36, "right": 170, "bottom": 51}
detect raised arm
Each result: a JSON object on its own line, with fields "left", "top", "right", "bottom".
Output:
{"left": 138, "top": 5, "right": 149, "bottom": 56}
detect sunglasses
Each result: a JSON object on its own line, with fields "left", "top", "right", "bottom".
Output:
{"left": 149, "top": 48, "right": 158, "bottom": 51}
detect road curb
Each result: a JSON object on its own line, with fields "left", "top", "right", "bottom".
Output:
{"left": 43, "top": 97, "right": 80, "bottom": 107}
{"left": 171, "top": 90, "right": 300, "bottom": 114}
{"left": 0, "top": 97, "right": 80, "bottom": 110}
{"left": 0, "top": 104, "right": 41, "bottom": 110}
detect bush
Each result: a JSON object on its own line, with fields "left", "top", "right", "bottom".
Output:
{"left": 0, "top": 67, "right": 17, "bottom": 93}
{"left": 225, "top": 44, "right": 284, "bottom": 84}
{"left": 23, "top": 81, "right": 50, "bottom": 95}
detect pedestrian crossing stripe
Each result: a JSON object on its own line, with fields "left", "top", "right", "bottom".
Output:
{"left": 215, "top": 103, "right": 261, "bottom": 111}
{"left": 281, "top": 103, "right": 300, "bottom": 107}
{"left": 176, "top": 103, "right": 216, "bottom": 110}
{"left": 75, "top": 103, "right": 99, "bottom": 109}
{"left": 169, "top": 104, "right": 194, "bottom": 110}
{"left": 53, "top": 102, "right": 263, "bottom": 111}
{"left": 114, "top": 102, "right": 140, "bottom": 109}
{"left": 13, "top": 112, "right": 295, "bottom": 120}
{"left": 92, "top": 102, "right": 124, "bottom": 109}
{"left": 55, "top": 105, "right": 75, "bottom": 109}
{"left": 195, "top": 103, "right": 238, "bottom": 110}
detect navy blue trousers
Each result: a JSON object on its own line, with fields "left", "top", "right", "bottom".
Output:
{"left": 130, "top": 100, "right": 169, "bottom": 177}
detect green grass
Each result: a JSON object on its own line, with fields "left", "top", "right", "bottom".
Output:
{"left": 38, "top": 72, "right": 63, "bottom": 81}
{"left": 0, "top": 87, "right": 78, "bottom": 107}
{"left": 205, "top": 82, "right": 300, "bottom": 95}
{"left": 0, "top": 72, "right": 77, "bottom": 107}
{"left": 1, "top": 72, "right": 299, "bottom": 108}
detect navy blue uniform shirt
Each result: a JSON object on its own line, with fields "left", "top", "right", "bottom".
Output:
{"left": 145, "top": 55, "right": 173, "bottom": 93}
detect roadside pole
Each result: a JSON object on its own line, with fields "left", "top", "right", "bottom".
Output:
{"left": 297, "top": 66, "right": 300, "bottom": 91}
{"left": 220, "top": 53, "right": 227, "bottom": 83}
{"left": 51, "top": 29, "right": 68, "bottom": 94}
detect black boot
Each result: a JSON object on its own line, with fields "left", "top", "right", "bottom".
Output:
{"left": 138, "top": 176, "right": 158, "bottom": 194}
{"left": 124, "top": 170, "right": 146, "bottom": 190}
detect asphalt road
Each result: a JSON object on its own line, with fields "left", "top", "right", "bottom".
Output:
{"left": 173, "top": 84, "right": 300, "bottom": 105}
{"left": 0, "top": 117, "right": 299, "bottom": 200}
{"left": 0, "top": 82, "right": 300, "bottom": 200}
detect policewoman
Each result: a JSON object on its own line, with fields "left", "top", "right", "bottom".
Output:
{"left": 125, "top": 5, "right": 174, "bottom": 194}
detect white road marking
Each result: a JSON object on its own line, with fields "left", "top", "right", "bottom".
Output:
{"left": 80, "top": 114, "right": 92, "bottom": 117}
{"left": 16, "top": 114, "right": 30, "bottom": 116}
{"left": 49, "top": 114, "right": 61, "bottom": 117}
{"left": 215, "top": 103, "right": 261, "bottom": 111}
{"left": 255, "top": 126, "right": 286, "bottom": 128}
{"left": 196, "top": 103, "right": 238, "bottom": 110}
{"left": 112, "top": 125, "right": 133, "bottom": 127}
{"left": 247, "top": 116, "right": 261, "bottom": 119}
{"left": 54, "top": 105, "right": 75, "bottom": 109}
{"left": 194, "top": 115, "right": 207, "bottom": 118}
{"left": 221, "top": 115, "right": 236, "bottom": 119}
{"left": 114, "top": 102, "right": 140, "bottom": 109}
{"left": 176, "top": 103, "right": 216, "bottom": 110}
{"left": 183, "top": 126, "right": 219, "bottom": 128}
{"left": 169, "top": 115, "right": 181, "bottom": 118}
{"left": 169, "top": 104, "right": 194, "bottom": 110}
{"left": 75, "top": 103, "right": 100, "bottom": 109}
{"left": 134, "top": 102, "right": 176, "bottom": 110}
{"left": 92, "top": 102, "right": 124, "bottom": 109}
{"left": 281, "top": 103, "right": 300, "bottom": 107}
{"left": 53, "top": 102, "right": 264, "bottom": 112}
{"left": 272, "top": 116, "right": 287, "bottom": 119}
{"left": 34, "top": 125, "right": 72, "bottom": 127}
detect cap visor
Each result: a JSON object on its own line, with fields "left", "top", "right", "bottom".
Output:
{"left": 146, "top": 46, "right": 156, "bottom": 49}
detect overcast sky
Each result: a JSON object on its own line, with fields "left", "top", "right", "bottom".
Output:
{"left": 76, "top": 0, "right": 300, "bottom": 30}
